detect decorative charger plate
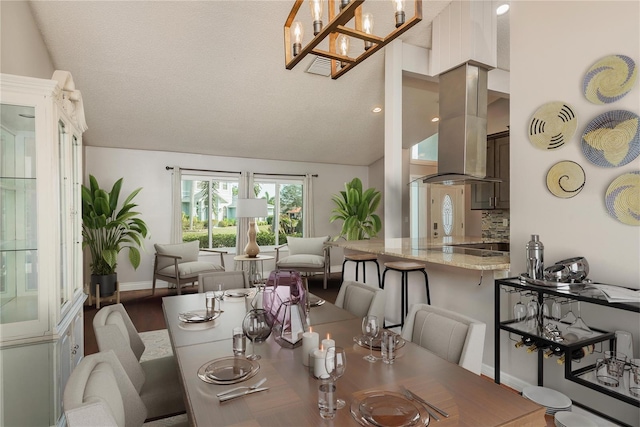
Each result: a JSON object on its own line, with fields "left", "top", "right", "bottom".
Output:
{"left": 528, "top": 101, "right": 578, "bottom": 150}
{"left": 197, "top": 357, "right": 260, "bottom": 385}
{"left": 178, "top": 309, "right": 222, "bottom": 323}
{"left": 353, "top": 334, "right": 406, "bottom": 351}
{"left": 546, "top": 161, "right": 586, "bottom": 198}
{"left": 605, "top": 171, "right": 640, "bottom": 226}
{"left": 224, "top": 289, "right": 251, "bottom": 299}
{"left": 581, "top": 110, "right": 640, "bottom": 167}
{"left": 583, "top": 54, "right": 638, "bottom": 104}
{"left": 350, "top": 391, "right": 429, "bottom": 427}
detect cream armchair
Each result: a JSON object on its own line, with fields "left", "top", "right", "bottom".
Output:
{"left": 152, "top": 241, "right": 226, "bottom": 295}
{"left": 400, "top": 303, "right": 486, "bottom": 375}
{"left": 275, "top": 236, "right": 330, "bottom": 289}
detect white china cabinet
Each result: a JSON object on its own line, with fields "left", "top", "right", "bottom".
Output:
{"left": 0, "top": 71, "right": 87, "bottom": 427}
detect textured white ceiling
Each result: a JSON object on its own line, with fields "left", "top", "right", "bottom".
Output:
{"left": 29, "top": 0, "right": 508, "bottom": 167}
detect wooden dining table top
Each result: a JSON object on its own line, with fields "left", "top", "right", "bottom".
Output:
{"left": 163, "top": 295, "right": 546, "bottom": 427}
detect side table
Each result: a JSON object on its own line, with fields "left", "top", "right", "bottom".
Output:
{"left": 233, "top": 254, "right": 274, "bottom": 286}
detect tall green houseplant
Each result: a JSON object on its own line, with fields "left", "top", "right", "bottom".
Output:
{"left": 82, "top": 175, "right": 149, "bottom": 296}
{"left": 330, "top": 178, "right": 382, "bottom": 240}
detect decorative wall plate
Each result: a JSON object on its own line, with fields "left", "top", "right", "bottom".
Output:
{"left": 546, "top": 161, "right": 586, "bottom": 198}
{"left": 583, "top": 54, "right": 638, "bottom": 104}
{"left": 528, "top": 101, "right": 578, "bottom": 150}
{"left": 605, "top": 171, "right": 640, "bottom": 226}
{"left": 581, "top": 110, "right": 640, "bottom": 167}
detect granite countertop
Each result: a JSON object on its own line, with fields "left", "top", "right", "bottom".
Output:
{"left": 328, "top": 236, "right": 510, "bottom": 271}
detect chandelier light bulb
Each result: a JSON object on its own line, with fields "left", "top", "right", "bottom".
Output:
{"left": 363, "top": 13, "right": 374, "bottom": 50}
{"left": 337, "top": 34, "right": 350, "bottom": 68}
{"left": 392, "top": 0, "right": 405, "bottom": 27}
{"left": 309, "top": 0, "right": 323, "bottom": 35}
{"left": 292, "top": 21, "right": 304, "bottom": 56}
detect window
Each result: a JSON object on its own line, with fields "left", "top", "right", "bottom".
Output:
{"left": 253, "top": 178, "right": 305, "bottom": 249}
{"left": 181, "top": 175, "right": 239, "bottom": 250}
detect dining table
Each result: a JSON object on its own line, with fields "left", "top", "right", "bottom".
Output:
{"left": 163, "top": 291, "right": 546, "bottom": 427}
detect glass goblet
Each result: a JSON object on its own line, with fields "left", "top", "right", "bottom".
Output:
{"left": 242, "top": 309, "right": 271, "bottom": 361}
{"left": 362, "top": 315, "right": 380, "bottom": 363}
{"left": 325, "top": 346, "right": 347, "bottom": 409}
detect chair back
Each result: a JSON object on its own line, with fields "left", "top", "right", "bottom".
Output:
{"left": 286, "top": 236, "right": 329, "bottom": 256}
{"left": 335, "top": 281, "right": 385, "bottom": 321}
{"left": 63, "top": 350, "right": 147, "bottom": 427}
{"left": 400, "top": 304, "right": 486, "bottom": 375}
{"left": 198, "top": 270, "right": 247, "bottom": 292}
{"left": 154, "top": 241, "right": 199, "bottom": 271}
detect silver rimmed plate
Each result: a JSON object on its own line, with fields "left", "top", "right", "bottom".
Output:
{"left": 224, "top": 289, "right": 250, "bottom": 299}
{"left": 350, "top": 391, "right": 429, "bottom": 427}
{"left": 353, "top": 334, "right": 406, "bottom": 351}
{"left": 197, "top": 357, "right": 260, "bottom": 385}
{"left": 308, "top": 294, "right": 326, "bottom": 307}
{"left": 178, "top": 309, "right": 222, "bottom": 323}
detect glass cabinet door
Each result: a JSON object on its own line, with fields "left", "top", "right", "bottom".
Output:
{"left": 0, "top": 104, "right": 39, "bottom": 325}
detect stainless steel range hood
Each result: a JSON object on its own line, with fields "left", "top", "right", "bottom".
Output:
{"left": 421, "top": 63, "right": 500, "bottom": 185}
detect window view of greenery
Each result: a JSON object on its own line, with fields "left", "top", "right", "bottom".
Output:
{"left": 181, "top": 177, "right": 304, "bottom": 251}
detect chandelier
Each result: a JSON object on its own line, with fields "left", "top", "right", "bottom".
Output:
{"left": 284, "top": 0, "right": 422, "bottom": 79}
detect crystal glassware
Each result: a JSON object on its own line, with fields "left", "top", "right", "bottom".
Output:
{"left": 362, "top": 315, "right": 380, "bottom": 363}
{"left": 325, "top": 346, "right": 347, "bottom": 409}
{"left": 242, "top": 309, "right": 271, "bottom": 361}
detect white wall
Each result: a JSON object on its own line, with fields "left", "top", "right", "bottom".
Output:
{"left": 0, "top": 1, "right": 54, "bottom": 78}
{"left": 84, "top": 146, "right": 367, "bottom": 286}
{"left": 509, "top": 2, "right": 640, "bottom": 424}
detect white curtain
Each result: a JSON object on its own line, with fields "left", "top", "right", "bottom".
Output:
{"left": 303, "top": 173, "right": 315, "bottom": 237}
{"left": 234, "top": 172, "right": 252, "bottom": 271}
{"left": 170, "top": 166, "right": 182, "bottom": 243}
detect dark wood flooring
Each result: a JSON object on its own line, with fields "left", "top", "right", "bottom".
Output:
{"left": 83, "top": 272, "right": 343, "bottom": 355}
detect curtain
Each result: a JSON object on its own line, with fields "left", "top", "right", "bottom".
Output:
{"left": 303, "top": 173, "right": 315, "bottom": 237}
{"left": 234, "top": 172, "right": 252, "bottom": 271}
{"left": 170, "top": 166, "right": 182, "bottom": 243}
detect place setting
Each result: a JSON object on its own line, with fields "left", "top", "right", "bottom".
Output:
{"left": 354, "top": 315, "right": 405, "bottom": 364}
{"left": 178, "top": 290, "right": 224, "bottom": 330}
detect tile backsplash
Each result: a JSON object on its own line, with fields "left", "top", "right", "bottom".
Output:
{"left": 482, "top": 210, "right": 510, "bottom": 241}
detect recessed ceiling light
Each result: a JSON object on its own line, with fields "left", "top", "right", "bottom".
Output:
{"left": 372, "top": 107, "right": 382, "bottom": 113}
{"left": 431, "top": 117, "right": 440, "bottom": 122}
{"left": 496, "top": 4, "right": 509, "bottom": 15}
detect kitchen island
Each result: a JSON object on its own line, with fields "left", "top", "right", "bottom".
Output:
{"left": 329, "top": 236, "right": 513, "bottom": 375}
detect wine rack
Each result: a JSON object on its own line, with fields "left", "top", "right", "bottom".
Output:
{"left": 494, "top": 277, "right": 640, "bottom": 414}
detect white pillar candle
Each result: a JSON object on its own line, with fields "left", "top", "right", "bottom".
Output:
{"left": 321, "top": 334, "right": 335, "bottom": 351}
{"left": 313, "top": 348, "right": 329, "bottom": 379}
{"left": 302, "top": 329, "right": 319, "bottom": 367}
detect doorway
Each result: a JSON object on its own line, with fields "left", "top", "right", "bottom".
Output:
{"left": 430, "top": 184, "right": 465, "bottom": 238}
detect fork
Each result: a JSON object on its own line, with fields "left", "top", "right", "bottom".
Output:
{"left": 400, "top": 385, "right": 440, "bottom": 422}
{"left": 216, "top": 377, "right": 267, "bottom": 397}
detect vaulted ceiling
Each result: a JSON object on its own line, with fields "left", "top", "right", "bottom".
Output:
{"left": 29, "top": 0, "right": 509, "bottom": 166}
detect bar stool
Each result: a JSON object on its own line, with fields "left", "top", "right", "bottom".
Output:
{"left": 341, "top": 253, "right": 381, "bottom": 288}
{"left": 381, "top": 261, "right": 430, "bottom": 329}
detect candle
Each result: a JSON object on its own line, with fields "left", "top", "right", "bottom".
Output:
{"left": 321, "top": 333, "right": 335, "bottom": 351}
{"left": 313, "top": 348, "right": 329, "bottom": 379}
{"left": 302, "top": 328, "right": 319, "bottom": 367}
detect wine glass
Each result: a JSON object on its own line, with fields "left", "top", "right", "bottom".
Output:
{"left": 362, "top": 315, "right": 380, "bottom": 363}
{"left": 567, "top": 301, "right": 593, "bottom": 337}
{"left": 242, "top": 309, "right": 271, "bottom": 361}
{"left": 551, "top": 299, "right": 562, "bottom": 320}
{"left": 325, "top": 346, "right": 347, "bottom": 409}
{"left": 513, "top": 293, "right": 526, "bottom": 322}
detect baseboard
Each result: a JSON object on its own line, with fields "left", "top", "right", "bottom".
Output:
{"left": 119, "top": 280, "right": 161, "bottom": 292}
{"left": 480, "top": 364, "right": 533, "bottom": 393}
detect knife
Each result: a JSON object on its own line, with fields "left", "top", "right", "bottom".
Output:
{"left": 218, "top": 387, "right": 269, "bottom": 402}
{"left": 405, "top": 389, "right": 450, "bottom": 418}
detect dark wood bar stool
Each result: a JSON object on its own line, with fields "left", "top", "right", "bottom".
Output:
{"left": 381, "top": 261, "right": 430, "bottom": 329}
{"left": 341, "top": 253, "right": 381, "bottom": 288}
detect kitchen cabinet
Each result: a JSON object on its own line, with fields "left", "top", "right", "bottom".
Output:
{"left": 495, "top": 277, "right": 640, "bottom": 424}
{"left": 0, "top": 71, "right": 87, "bottom": 426}
{"left": 472, "top": 131, "right": 510, "bottom": 209}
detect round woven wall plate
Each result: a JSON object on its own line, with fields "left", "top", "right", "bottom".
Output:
{"left": 528, "top": 101, "right": 578, "bottom": 150}
{"left": 583, "top": 55, "right": 638, "bottom": 104}
{"left": 581, "top": 110, "right": 640, "bottom": 167}
{"left": 546, "top": 161, "right": 586, "bottom": 198}
{"left": 605, "top": 171, "right": 640, "bottom": 226}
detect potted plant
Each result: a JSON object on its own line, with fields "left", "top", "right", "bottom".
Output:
{"left": 81, "top": 175, "right": 149, "bottom": 296}
{"left": 330, "top": 177, "right": 382, "bottom": 240}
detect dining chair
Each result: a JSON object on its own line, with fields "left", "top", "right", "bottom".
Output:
{"left": 93, "top": 304, "right": 185, "bottom": 420}
{"left": 63, "top": 350, "right": 147, "bottom": 427}
{"left": 152, "top": 240, "right": 226, "bottom": 295}
{"left": 334, "top": 280, "right": 385, "bottom": 322}
{"left": 400, "top": 303, "right": 486, "bottom": 375}
{"left": 198, "top": 270, "right": 247, "bottom": 292}
{"left": 275, "top": 236, "right": 330, "bottom": 289}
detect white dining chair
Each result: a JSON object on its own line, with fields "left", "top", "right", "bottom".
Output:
{"left": 401, "top": 303, "right": 486, "bottom": 375}
{"left": 198, "top": 270, "right": 247, "bottom": 292}
{"left": 334, "top": 280, "right": 385, "bottom": 322}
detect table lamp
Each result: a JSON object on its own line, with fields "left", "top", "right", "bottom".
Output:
{"left": 236, "top": 198, "right": 268, "bottom": 257}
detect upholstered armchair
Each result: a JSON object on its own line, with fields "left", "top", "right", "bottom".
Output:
{"left": 275, "top": 236, "right": 330, "bottom": 289}
{"left": 152, "top": 241, "right": 226, "bottom": 295}
{"left": 335, "top": 280, "right": 385, "bottom": 322}
{"left": 400, "top": 303, "right": 486, "bottom": 375}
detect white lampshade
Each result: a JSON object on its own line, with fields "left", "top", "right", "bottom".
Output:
{"left": 236, "top": 198, "right": 268, "bottom": 218}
